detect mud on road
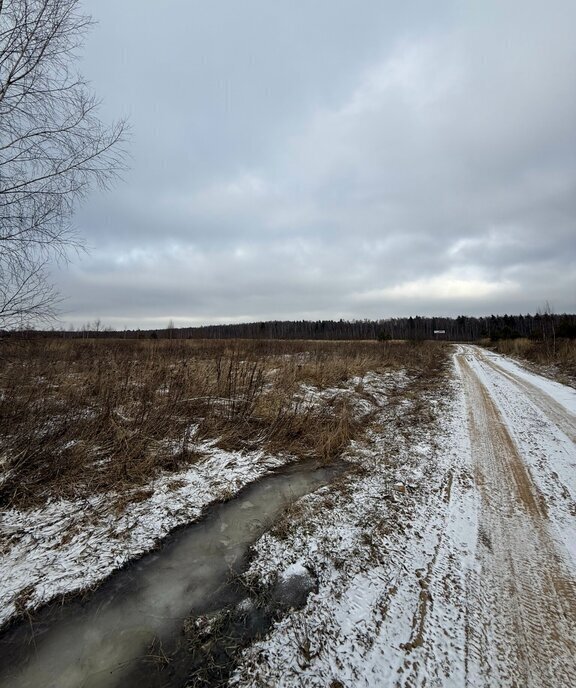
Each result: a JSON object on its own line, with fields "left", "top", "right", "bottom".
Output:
{"left": 457, "top": 348, "right": 576, "bottom": 687}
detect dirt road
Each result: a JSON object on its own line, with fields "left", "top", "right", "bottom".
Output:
{"left": 384, "top": 346, "right": 576, "bottom": 687}
{"left": 231, "top": 346, "right": 576, "bottom": 687}
{"left": 455, "top": 346, "right": 576, "bottom": 687}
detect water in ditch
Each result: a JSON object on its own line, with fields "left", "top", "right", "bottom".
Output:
{"left": 0, "top": 460, "right": 343, "bottom": 688}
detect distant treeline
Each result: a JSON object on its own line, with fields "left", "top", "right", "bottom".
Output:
{"left": 160, "top": 314, "right": 575, "bottom": 341}
{"left": 8, "top": 313, "right": 576, "bottom": 342}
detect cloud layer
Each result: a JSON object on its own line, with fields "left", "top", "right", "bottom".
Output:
{"left": 53, "top": 0, "right": 576, "bottom": 328}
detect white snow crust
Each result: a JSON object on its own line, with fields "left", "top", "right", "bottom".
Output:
{"left": 4, "top": 346, "right": 575, "bottom": 687}
{"left": 0, "top": 443, "right": 286, "bottom": 628}
{"left": 482, "top": 348, "right": 576, "bottom": 414}
{"left": 231, "top": 363, "right": 478, "bottom": 687}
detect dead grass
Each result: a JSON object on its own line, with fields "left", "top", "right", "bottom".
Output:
{"left": 0, "top": 338, "right": 447, "bottom": 509}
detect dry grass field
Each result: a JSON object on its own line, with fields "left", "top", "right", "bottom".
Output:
{"left": 0, "top": 338, "right": 446, "bottom": 511}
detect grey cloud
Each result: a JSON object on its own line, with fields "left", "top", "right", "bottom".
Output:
{"left": 50, "top": 0, "right": 576, "bottom": 328}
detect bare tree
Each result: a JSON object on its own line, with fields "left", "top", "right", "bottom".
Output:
{"left": 538, "top": 301, "right": 557, "bottom": 359}
{"left": 0, "top": 0, "right": 126, "bottom": 329}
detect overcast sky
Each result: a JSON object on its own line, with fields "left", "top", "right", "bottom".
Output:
{"left": 53, "top": 0, "right": 576, "bottom": 329}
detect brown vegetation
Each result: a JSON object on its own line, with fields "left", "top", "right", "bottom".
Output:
{"left": 0, "top": 338, "right": 447, "bottom": 509}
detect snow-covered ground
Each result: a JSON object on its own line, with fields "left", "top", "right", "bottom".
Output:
{"left": 463, "top": 347, "right": 576, "bottom": 560}
{"left": 230, "top": 352, "right": 474, "bottom": 687}
{"left": 231, "top": 345, "right": 576, "bottom": 688}
{"left": 480, "top": 347, "right": 576, "bottom": 414}
{"left": 0, "top": 371, "right": 397, "bottom": 631}
{"left": 2, "top": 345, "right": 575, "bottom": 687}
{"left": 0, "top": 443, "right": 287, "bottom": 629}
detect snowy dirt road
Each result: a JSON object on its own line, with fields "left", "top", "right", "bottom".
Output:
{"left": 232, "top": 346, "right": 576, "bottom": 688}
{"left": 456, "top": 346, "right": 576, "bottom": 687}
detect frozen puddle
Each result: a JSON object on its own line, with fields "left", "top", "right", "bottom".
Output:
{"left": 0, "top": 461, "right": 342, "bottom": 688}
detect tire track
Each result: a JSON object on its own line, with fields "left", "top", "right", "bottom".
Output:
{"left": 474, "top": 348, "right": 576, "bottom": 443}
{"left": 457, "top": 352, "right": 576, "bottom": 687}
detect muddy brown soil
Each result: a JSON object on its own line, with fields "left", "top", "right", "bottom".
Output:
{"left": 457, "top": 350, "right": 576, "bottom": 687}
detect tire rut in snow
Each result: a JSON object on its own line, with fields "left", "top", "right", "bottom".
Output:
{"left": 476, "top": 349, "right": 576, "bottom": 444}
{"left": 457, "top": 353, "right": 576, "bottom": 687}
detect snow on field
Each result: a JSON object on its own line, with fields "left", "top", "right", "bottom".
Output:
{"left": 0, "top": 371, "right": 399, "bottom": 631}
{"left": 0, "top": 443, "right": 287, "bottom": 629}
{"left": 231, "top": 364, "right": 477, "bottom": 687}
{"left": 3, "top": 345, "right": 575, "bottom": 686}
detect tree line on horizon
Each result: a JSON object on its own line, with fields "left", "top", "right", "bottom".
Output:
{"left": 156, "top": 313, "right": 576, "bottom": 342}
{"left": 9, "top": 312, "right": 576, "bottom": 342}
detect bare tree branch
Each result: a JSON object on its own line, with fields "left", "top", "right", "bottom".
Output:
{"left": 0, "top": 0, "right": 127, "bottom": 329}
